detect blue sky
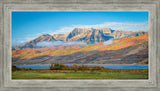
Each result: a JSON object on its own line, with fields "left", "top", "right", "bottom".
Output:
{"left": 12, "top": 11, "right": 148, "bottom": 42}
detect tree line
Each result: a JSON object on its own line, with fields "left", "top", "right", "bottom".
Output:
{"left": 50, "top": 63, "right": 109, "bottom": 72}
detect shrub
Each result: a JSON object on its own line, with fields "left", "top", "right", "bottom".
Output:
{"left": 12, "top": 65, "right": 20, "bottom": 71}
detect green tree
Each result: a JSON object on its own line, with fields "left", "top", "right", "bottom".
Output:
{"left": 12, "top": 65, "right": 20, "bottom": 71}
{"left": 53, "top": 63, "right": 65, "bottom": 70}
{"left": 73, "top": 64, "right": 78, "bottom": 72}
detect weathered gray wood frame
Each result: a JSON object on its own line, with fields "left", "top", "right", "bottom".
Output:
{"left": 0, "top": 0, "right": 160, "bottom": 91}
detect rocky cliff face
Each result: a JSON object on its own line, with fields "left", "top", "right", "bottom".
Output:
{"left": 65, "top": 27, "right": 147, "bottom": 44}
{"left": 67, "top": 29, "right": 113, "bottom": 44}
{"left": 65, "top": 27, "right": 93, "bottom": 41}
{"left": 53, "top": 34, "right": 67, "bottom": 41}
{"left": 110, "top": 30, "right": 146, "bottom": 39}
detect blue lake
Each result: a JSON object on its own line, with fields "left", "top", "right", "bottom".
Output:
{"left": 16, "top": 64, "right": 148, "bottom": 69}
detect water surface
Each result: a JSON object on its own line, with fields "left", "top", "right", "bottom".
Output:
{"left": 16, "top": 64, "right": 148, "bottom": 69}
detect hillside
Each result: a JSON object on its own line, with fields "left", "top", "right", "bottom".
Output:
{"left": 12, "top": 33, "right": 148, "bottom": 65}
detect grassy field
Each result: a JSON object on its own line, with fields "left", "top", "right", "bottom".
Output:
{"left": 12, "top": 69, "right": 148, "bottom": 79}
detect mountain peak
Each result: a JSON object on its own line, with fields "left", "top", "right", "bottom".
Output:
{"left": 40, "top": 34, "right": 51, "bottom": 36}
{"left": 82, "top": 27, "right": 93, "bottom": 29}
{"left": 73, "top": 27, "right": 94, "bottom": 31}
{"left": 95, "top": 28, "right": 110, "bottom": 30}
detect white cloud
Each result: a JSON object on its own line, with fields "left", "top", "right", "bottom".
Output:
{"left": 52, "top": 22, "right": 148, "bottom": 34}
{"left": 36, "top": 30, "right": 55, "bottom": 35}
{"left": 26, "top": 31, "right": 54, "bottom": 41}
{"left": 25, "top": 37, "right": 37, "bottom": 41}
{"left": 24, "top": 30, "right": 55, "bottom": 42}
{"left": 103, "top": 38, "right": 114, "bottom": 46}
{"left": 24, "top": 32, "right": 53, "bottom": 42}
{"left": 53, "top": 27, "right": 75, "bottom": 34}
{"left": 12, "top": 40, "right": 26, "bottom": 47}
{"left": 36, "top": 41, "right": 87, "bottom": 47}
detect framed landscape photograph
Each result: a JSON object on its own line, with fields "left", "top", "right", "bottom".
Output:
{"left": 12, "top": 11, "right": 149, "bottom": 79}
{"left": 0, "top": 0, "right": 160, "bottom": 91}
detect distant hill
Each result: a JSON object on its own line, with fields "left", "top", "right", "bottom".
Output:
{"left": 23, "top": 34, "right": 56, "bottom": 48}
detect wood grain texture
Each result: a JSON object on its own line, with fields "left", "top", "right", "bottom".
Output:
{"left": 0, "top": 0, "right": 160, "bottom": 91}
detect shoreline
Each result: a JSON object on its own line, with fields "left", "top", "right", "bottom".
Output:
{"left": 15, "top": 63, "right": 148, "bottom": 66}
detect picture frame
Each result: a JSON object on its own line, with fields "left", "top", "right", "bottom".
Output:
{"left": 0, "top": 0, "right": 160, "bottom": 91}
